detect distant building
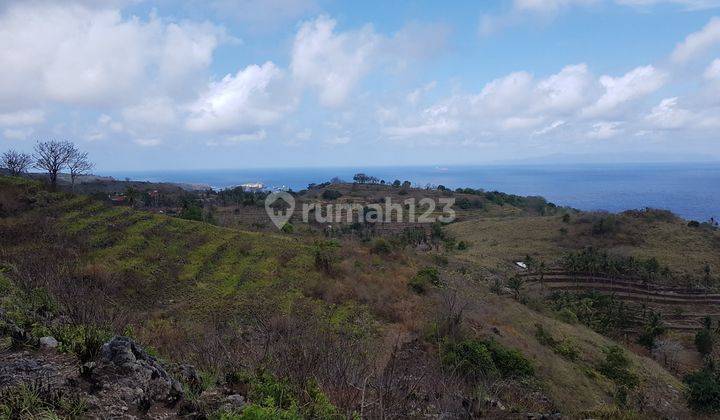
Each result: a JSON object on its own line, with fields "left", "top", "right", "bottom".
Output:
{"left": 241, "top": 182, "right": 264, "bottom": 191}
{"left": 109, "top": 194, "right": 126, "bottom": 204}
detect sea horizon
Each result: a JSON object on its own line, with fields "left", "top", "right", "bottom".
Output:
{"left": 103, "top": 162, "right": 720, "bottom": 222}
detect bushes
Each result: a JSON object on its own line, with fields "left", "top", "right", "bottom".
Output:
{"left": 53, "top": 324, "right": 111, "bottom": 363}
{"left": 695, "top": 320, "right": 714, "bottom": 355}
{"left": 441, "top": 338, "right": 534, "bottom": 379}
{"left": 313, "top": 240, "right": 340, "bottom": 275}
{"left": 685, "top": 369, "right": 720, "bottom": 413}
{"left": 598, "top": 346, "right": 638, "bottom": 389}
{"left": 321, "top": 190, "right": 342, "bottom": 200}
{"left": 408, "top": 267, "right": 441, "bottom": 294}
{"left": 0, "top": 382, "right": 88, "bottom": 419}
{"left": 370, "top": 238, "right": 392, "bottom": 255}
{"left": 534, "top": 324, "right": 580, "bottom": 361}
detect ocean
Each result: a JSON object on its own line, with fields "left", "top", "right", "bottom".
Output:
{"left": 104, "top": 163, "right": 720, "bottom": 221}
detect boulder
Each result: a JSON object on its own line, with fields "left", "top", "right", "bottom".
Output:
{"left": 97, "top": 336, "right": 183, "bottom": 407}
{"left": 39, "top": 336, "right": 59, "bottom": 349}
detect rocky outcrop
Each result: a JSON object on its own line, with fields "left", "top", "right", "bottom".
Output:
{"left": 95, "top": 336, "right": 184, "bottom": 408}
{"left": 0, "top": 335, "right": 209, "bottom": 419}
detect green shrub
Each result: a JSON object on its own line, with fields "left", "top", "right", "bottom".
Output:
{"left": 53, "top": 324, "right": 111, "bottom": 363}
{"left": 598, "top": 346, "right": 638, "bottom": 389}
{"left": 441, "top": 338, "right": 534, "bottom": 379}
{"left": 321, "top": 190, "right": 342, "bottom": 200}
{"left": 0, "top": 382, "right": 87, "bottom": 419}
{"left": 557, "top": 308, "right": 578, "bottom": 324}
{"left": 281, "top": 223, "right": 294, "bottom": 233}
{"left": 695, "top": 329, "right": 714, "bottom": 356}
{"left": 685, "top": 369, "right": 720, "bottom": 413}
{"left": 457, "top": 241, "right": 468, "bottom": 250}
{"left": 370, "top": 238, "right": 392, "bottom": 255}
{"left": 483, "top": 339, "right": 534, "bottom": 377}
{"left": 408, "top": 267, "right": 441, "bottom": 294}
{"left": 441, "top": 339, "right": 495, "bottom": 379}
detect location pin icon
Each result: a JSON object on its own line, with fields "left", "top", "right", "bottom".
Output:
{"left": 265, "top": 191, "right": 295, "bottom": 230}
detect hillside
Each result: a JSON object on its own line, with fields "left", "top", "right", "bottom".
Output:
{"left": 1, "top": 176, "right": 717, "bottom": 418}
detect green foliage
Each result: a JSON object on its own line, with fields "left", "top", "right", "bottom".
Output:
{"left": 636, "top": 311, "right": 666, "bottom": 350}
{"left": 321, "top": 190, "right": 342, "bottom": 200}
{"left": 441, "top": 338, "right": 534, "bottom": 380}
{"left": 534, "top": 324, "right": 580, "bottom": 361}
{"left": 441, "top": 339, "right": 495, "bottom": 379}
{"left": 560, "top": 247, "right": 670, "bottom": 282}
{"left": 370, "top": 238, "right": 392, "bottom": 255}
{"left": 695, "top": 327, "right": 714, "bottom": 356}
{"left": 180, "top": 201, "right": 203, "bottom": 221}
{"left": 685, "top": 369, "right": 720, "bottom": 413}
{"left": 0, "top": 382, "right": 87, "bottom": 419}
{"left": 598, "top": 346, "right": 639, "bottom": 389}
{"left": 550, "top": 291, "right": 632, "bottom": 334}
{"left": 591, "top": 215, "right": 618, "bottom": 236}
{"left": 281, "top": 223, "right": 294, "bottom": 233}
{"left": 53, "top": 324, "right": 111, "bottom": 363}
{"left": 457, "top": 241, "right": 468, "bottom": 250}
{"left": 313, "top": 240, "right": 340, "bottom": 274}
{"left": 556, "top": 307, "right": 578, "bottom": 324}
{"left": 243, "top": 373, "right": 337, "bottom": 420}
{"left": 506, "top": 275, "right": 524, "bottom": 300}
{"left": 408, "top": 267, "right": 441, "bottom": 294}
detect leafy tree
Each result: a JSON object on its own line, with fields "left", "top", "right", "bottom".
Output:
{"left": 696, "top": 318, "right": 714, "bottom": 356}
{"left": 507, "top": 275, "right": 524, "bottom": 300}
{"left": 685, "top": 369, "right": 720, "bottom": 413}
{"left": 1, "top": 150, "right": 33, "bottom": 176}
{"left": 34, "top": 140, "right": 74, "bottom": 189}
{"left": 352, "top": 173, "right": 369, "bottom": 184}
{"left": 637, "top": 311, "right": 666, "bottom": 350}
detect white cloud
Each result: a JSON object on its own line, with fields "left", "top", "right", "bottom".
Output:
{"left": 513, "top": 0, "right": 598, "bottom": 13}
{"left": 123, "top": 98, "right": 178, "bottom": 127}
{"left": 587, "top": 121, "right": 623, "bottom": 139}
{"left": 407, "top": 81, "right": 437, "bottom": 106}
{"left": 186, "top": 62, "right": 293, "bottom": 132}
{"left": 705, "top": 58, "right": 720, "bottom": 79}
{"left": 671, "top": 17, "right": 720, "bottom": 63}
{"left": 500, "top": 116, "right": 545, "bottom": 130}
{"left": 533, "top": 120, "right": 566, "bottom": 135}
{"left": 617, "top": 0, "right": 720, "bottom": 10}
{"left": 534, "top": 63, "right": 593, "bottom": 113}
{"left": 384, "top": 119, "right": 459, "bottom": 139}
{"left": 582, "top": 65, "right": 666, "bottom": 117}
{"left": 0, "top": 1, "right": 225, "bottom": 107}
{"left": 291, "top": 15, "right": 380, "bottom": 107}
{"left": 226, "top": 130, "right": 267, "bottom": 142}
{"left": 646, "top": 97, "right": 693, "bottom": 129}
{"left": 133, "top": 138, "right": 162, "bottom": 147}
{"left": 2, "top": 127, "right": 34, "bottom": 140}
{"left": 0, "top": 109, "right": 45, "bottom": 127}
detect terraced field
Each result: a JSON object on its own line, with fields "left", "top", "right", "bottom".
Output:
{"left": 524, "top": 270, "right": 720, "bottom": 331}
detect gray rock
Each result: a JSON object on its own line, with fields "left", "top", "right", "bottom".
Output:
{"left": 39, "top": 336, "right": 59, "bottom": 349}
{"left": 225, "top": 394, "right": 245, "bottom": 407}
{"left": 97, "top": 336, "right": 183, "bottom": 406}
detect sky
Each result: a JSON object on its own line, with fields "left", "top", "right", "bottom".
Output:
{"left": 0, "top": 0, "right": 719, "bottom": 171}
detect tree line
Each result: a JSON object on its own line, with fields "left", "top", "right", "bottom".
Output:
{"left": 1, "top": 140, "right": 93, "bottom": 190}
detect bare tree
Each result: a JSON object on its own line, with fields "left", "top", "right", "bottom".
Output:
{"left": 67, "top": 148, "right": 94, "bottom": 191}
{"left": 1, "top": 150, "right": 33, "bottom": 176}
{"left": 34, "top": 140, "right": 74, "bottom": 189}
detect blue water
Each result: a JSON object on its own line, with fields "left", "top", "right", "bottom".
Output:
{"left": 104, "top": 163, "right": 720, "bottom": 221}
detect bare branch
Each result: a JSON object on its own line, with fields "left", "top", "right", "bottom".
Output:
{"left": 1, "top": 150, "right": 33, "bottom": 176}
{"left": 34, "top": 140, "right": 74, "bottom": 188}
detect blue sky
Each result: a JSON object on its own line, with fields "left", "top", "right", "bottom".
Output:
{"left": 0, "top": 0, "right": 719, "bottom": 171}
